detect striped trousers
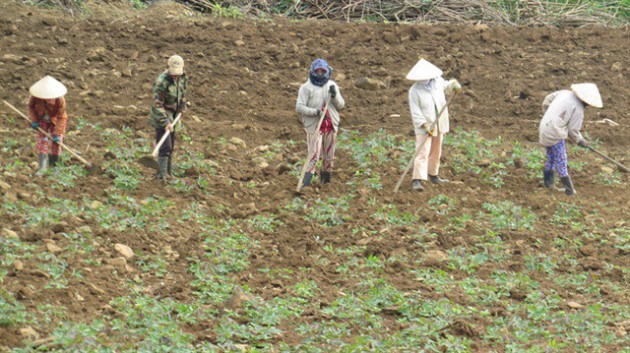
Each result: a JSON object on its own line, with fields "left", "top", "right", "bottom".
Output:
{"left": 305, "top": 130, "right": 337, "bottom": 174}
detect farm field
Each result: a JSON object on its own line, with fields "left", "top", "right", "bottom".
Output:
{"left": 0, "top": 0, "right": 629, "bottom": 351}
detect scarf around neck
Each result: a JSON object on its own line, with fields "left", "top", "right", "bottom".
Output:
{"left": 309, "top": 59, "right": 331, "bottom": 87}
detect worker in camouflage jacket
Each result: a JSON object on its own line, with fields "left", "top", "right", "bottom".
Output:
{"left": 149, "top": 55, "right": 188, "bottom": 180}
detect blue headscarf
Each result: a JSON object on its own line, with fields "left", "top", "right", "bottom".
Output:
{"left": 309, "top": 59, "right": 331, "bottom": 87}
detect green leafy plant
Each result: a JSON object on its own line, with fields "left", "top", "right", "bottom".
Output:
{"left": 48, "top": 165, "right": 88, "bottom": 189}
{"left": 482, "top": 200, "right": 537, "bottom": 230}
{"left": 448, "top": 246, "right": 489, "bottom": 274}
{"left": 247, "top": 214, "right": 284, "bottom": 232}
{"left": 373, "top": 203, "right": 418, "bottom": 226}
{"left": 36, "top": 252, "right": 69, "bottom": 289}
{"left": 551, "top": 202, "right": 585, "bottom": 230}
{"left": 212, "top": 4, "right": 245, "bottom": 18}
{"left": 596, "top": 171, "right": 622, "bottom": 185}
{"left": 510, "top": 141, "right": 545, "bottom": 179}
{"left": 305, "top": 196, "right": 352, "bottom": 227}
{"left": 0, "top": 289, "right": 28, "bottom": 326}
{"left": 428, "top": 194, "right": 456, "bottom": 215}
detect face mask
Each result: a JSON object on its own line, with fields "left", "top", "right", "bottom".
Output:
{"left": 421, "top": 79, "right": 437, "bottom": 91}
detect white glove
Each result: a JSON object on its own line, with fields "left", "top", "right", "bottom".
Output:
{"left": 451, "top": 79, "right": 462, "bottom": 91}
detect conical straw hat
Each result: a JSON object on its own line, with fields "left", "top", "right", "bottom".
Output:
{"left": 406, "top": 59, "right": 443, "bottom": 81}
{"left": 29, "top": 76, "right": 67, "bottom": 99}
{"left": 571, "top": 83, "right": 603, "bottom": 108}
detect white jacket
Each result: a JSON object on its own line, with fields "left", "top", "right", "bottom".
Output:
{"left": 539, "top": 90, "right": 585, "bottom": 147}
{"left": 296, "top": 80, "right": 345, "bottom": 134}
{"left": 409, "top": 77, "right": 458, "bottom": 135}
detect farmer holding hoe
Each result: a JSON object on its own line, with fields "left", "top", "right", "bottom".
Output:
{"left": 407, "top": 59, "right": 461, "bottom": 191}
{"left": 27, "top": 76, "right": 70, "bottom": 176}
{"left": 539, "top": 83, "right": 603, "bottom": 195}
{"left": 296, "top": 58, "right": 345, "bottom": 188}
{"left": 149, "top": 55, "right": 189, "bottom": 180}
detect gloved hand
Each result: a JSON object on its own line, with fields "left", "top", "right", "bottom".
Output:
{"left": 578, "top": 139, "right": 589, "bottom": 148}
{"left": 52, "top": 135, "right": 61, "bottom": 144}
{"left": 329, "top": 85, "right": 337, "bottom": 98}
{"left": 451, "top": 79, "right": 462, "bottom": 91}
{"left": 31, "top": 122, "right": 40, "bottom": 130}
{"left": 315, "top": 109, "right": 321, "bottom": 117}
{"left": 423, "top": 123, "right": 437, "bottom": 137}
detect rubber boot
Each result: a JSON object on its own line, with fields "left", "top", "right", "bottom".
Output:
{"left": 49, "top": 155, "right": 59, "bottom": 168}
{"left": 429, "top": 174, "right": 449, "bottom": 184}
{"left": 321, "top": 171, "right": 331, "bottom": 184}
{"left": 543, "top": 169, "right": 555, "bottom": 189}
{"left": 167, "top": 156, "right": 174, "bottom": 177}
{"left": 560, "top": 176, "right": 576, "bottom": 196}
{"left": 157, "top": 156, "right": 169, "bottom": 180}
{"left": 412, "top": 179, "right": 424, "bottom": 191}
{"left": 36, "top": 153, "right": 48, "bottom": 176}
{"left": 303, "top": 172, "right": 313, "bottom": 187}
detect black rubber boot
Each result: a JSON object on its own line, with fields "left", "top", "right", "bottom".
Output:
{"left": 412, "top": 179, "right": 424, "bottom": 191}
{"left": 303, "top": 172, "right": 313, "bottom": 187}
{"left": 321, "top": 171, "right": 331, "bottom": 184}
{"left": 560, "top": 176, "right": 576, "bottom": 196}
{"left": 49, "top": 155, "right": 59, "bottom": 167}
{"left": 36, "top": 153, "right": 48, "bottom": 176}
{"left": 543, "top": 169, "right": 555, "bottom": 189}
{"left": 429, "top": 174, "right": 449, "bottom": 184}
{"left": 157, "top": 156, "right": 169, "bottom": 180}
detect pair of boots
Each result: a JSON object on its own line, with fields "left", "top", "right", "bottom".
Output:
{"left": 157, "top": 156, "right": 174, "bottom": 180}
{"left": 543, "top": 169, "right": 575, "bottom": 196}
{"left": 302, "top": 171, "right": 331, "bottom": 187}
{"left": 412, "top": 174, "right": 449, "bottom": 191}
{"left": 36, "top": 153, "right": 59, "bottom": 176}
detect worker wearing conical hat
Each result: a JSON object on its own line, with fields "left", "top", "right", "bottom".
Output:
{"left": 27, "top": 75, "right": 69, "bottom": 175}
{"left": 407, "top": 59, "right": 461, "bottom": 191}
{"left": 539, "top": 83, "right": 603, "bottom": 196}
{"left": 149, "top": 55, "right": 188, "bottom": 180}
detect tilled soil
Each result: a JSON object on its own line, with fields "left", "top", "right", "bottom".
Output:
{"left": 0, "top": 0, "right": 628, "bottom": 350}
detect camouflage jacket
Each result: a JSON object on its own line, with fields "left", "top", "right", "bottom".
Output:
{"left": 149, "top": 70, "right": 188, "bottom": 129}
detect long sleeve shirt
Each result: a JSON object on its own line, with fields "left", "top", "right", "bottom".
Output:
{"left": 149, "top": 70, "right": 188, "bottom": 129}
{"left": 409, "top": 77, "right": 458, "bottom": 136}
{"left": 296, "top": 80, "right": 344, "bottom": 134}
{"left": 539, "top": 90, "right": 585, "bottom": 147}
{"left": 27, "top": 96, "right": 68, "bottom": 136}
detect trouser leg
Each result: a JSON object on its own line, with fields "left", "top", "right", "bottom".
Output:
{"left": 427, "top": 134, "right": 444, "bottom": 177}
{"left": 305, "top": 132, "right": 323, "bottom": 174}
{"left": 412, "top": 134, "right": 431, "bottom": 181}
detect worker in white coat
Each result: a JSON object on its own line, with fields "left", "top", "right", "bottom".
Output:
{"left": 407, "top": 59, "right": 461, "bottom": 191}
{"left": 296, "top": 59, "right": 345, "bottom": 187}
{"left": 539, "top": 83, "right": 602, "bottom": 196}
